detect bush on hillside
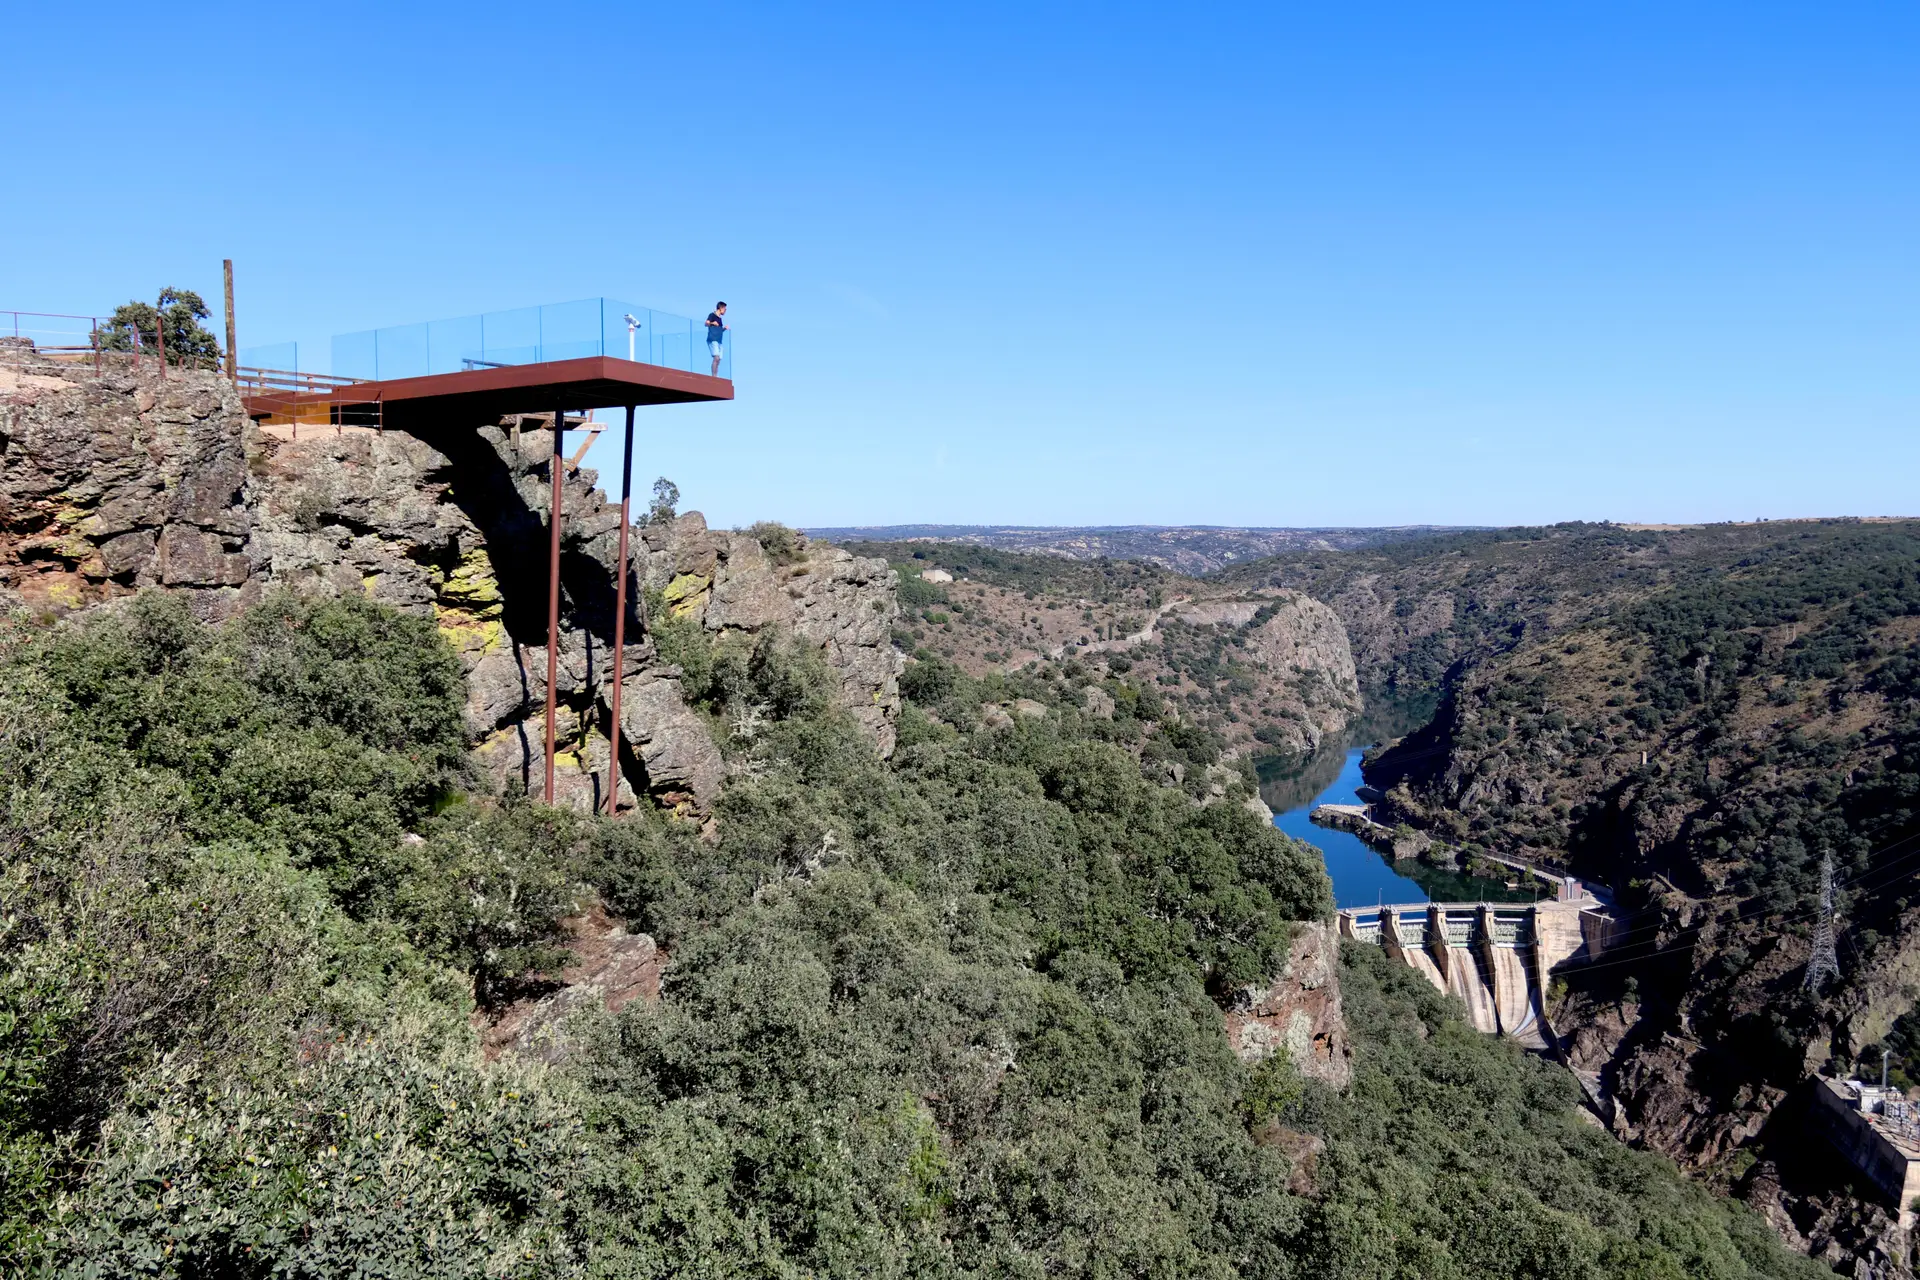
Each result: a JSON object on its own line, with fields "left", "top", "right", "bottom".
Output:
{"left": 96, "top": 287, "right": 222, "bottom": 367}
{"left": 747, "top": 520, "right": 804, "bottom": 565}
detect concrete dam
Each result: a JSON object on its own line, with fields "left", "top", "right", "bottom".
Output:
{"left": 1337, "top": 900, "right": 1618, "bottom": 1048}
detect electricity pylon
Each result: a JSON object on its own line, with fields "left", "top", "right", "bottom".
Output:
{"left": 1804, "top": 850, "right": 1841, "bottom": 993}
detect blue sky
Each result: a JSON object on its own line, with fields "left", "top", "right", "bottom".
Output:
{"left": 4, "top": 2, "right": 1914, "bottom": 529}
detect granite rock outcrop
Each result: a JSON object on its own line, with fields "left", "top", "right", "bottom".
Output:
{"left": 1151, "top": 593, "right": 1361, "bottom": 757}
{"left": 1224, "top": 921, "right": 1352, "bottom": 1088}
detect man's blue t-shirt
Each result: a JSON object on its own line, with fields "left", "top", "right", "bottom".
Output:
{"left": 706, "top": 313, "right": 724, "bottom": 344}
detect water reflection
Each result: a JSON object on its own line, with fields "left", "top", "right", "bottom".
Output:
{"left": 1260, "top": 742, "right": 1539, "bottom": 909}
{"left": 1254, "top": 739, "right": 1352, "bottom": 815}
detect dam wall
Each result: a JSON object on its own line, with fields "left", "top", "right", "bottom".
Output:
{"left": 1338, "top": 898, "right": 1616, "bottom": 1048}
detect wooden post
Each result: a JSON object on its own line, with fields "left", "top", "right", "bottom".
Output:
{"left": 544, "top": 408, "right": 565, "bottom": 804}
{"left": 603, "top": 404, "right": 637, "bottom": 815}
{"left": 223, "top": 259, "right": 238, "bottom": 382}
{"left": 155, "top": 306, "right": 166, "bottom": 379}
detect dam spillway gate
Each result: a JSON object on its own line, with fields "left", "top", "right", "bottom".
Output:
{"left": 1337, "top": 901, "right": 1618, "bottom": 1049}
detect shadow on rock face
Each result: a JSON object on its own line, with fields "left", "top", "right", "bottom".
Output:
{"left": 415, "top": 422, "right": 630, "bottom": 652}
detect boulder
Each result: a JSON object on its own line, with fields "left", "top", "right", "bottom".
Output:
{"left": 615, "top": 674, "right": 725, "bottom": 810}
{"left": 465, "top": 648, "right": 534, "bottom": 736}
{"left": 705, "top": 538, "right": 788, "bottom": 629}
{"left": 1390, "top": 827, "right": 1432, "bottom": 861}
{"left": 477, "top": 902, "right": 664, "bottom": 1063}
{"left": 154, "top": 526, "right": 249, "bottom": 587}
{"left": 96, "top": 529, "right": 156, "bottom": 580}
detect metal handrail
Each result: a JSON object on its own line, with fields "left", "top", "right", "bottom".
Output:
{"left": 235, "top": 365, "right": 370, "bottom": 394}
{"left": 236, "top": 364, "right": 383, "bottom": 432}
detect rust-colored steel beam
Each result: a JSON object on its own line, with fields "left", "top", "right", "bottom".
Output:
{"left": 603, "top": 404, "right": 637, "bottom": 815}
{"left": 544, "top": 407, "right": 565, "bottom": 804}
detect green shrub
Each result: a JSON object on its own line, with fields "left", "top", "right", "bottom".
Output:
{"left": 96, "top": 287, "right": 222, "bottom": 368}
{"left": 54, "top": 1028, "right": 594, "bottom": 1277}
{"left": 897, "top": 573, "right": 943, "bottom": 609}
{"left": 393, "top": 800, "right": 580, "bottom": 1006}
{"left": 746, "top": 520, "right": 804, "bottom": 565}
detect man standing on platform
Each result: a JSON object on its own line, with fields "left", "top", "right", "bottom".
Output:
{"left": 706, "top": 302, "right": 728, "bottom": 376}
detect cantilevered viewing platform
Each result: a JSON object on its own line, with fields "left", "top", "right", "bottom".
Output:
{"left": 235, "top": 295, "right": 733, "bottom": 813}
{"left": 238, "top": 297, "right": 731, "bottom": 429}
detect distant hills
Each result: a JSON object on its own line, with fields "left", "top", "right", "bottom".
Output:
{"left": 804, "top": 524, "right": 1479, "bottom": 576}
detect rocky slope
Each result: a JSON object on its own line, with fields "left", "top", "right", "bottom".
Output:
{"left": 0, "top": 344, "right": 901, "bottom": 815}
{"left": 1224, "top": 920, "right": 1352, "bottom": 1088}
{"left": 835, "top": 538, "right": 1362, "bottom": 758}
{"left": 1125, "top": 593, "right": 1361, "bottom": 756}
{"left": 1215, "top": 521, "right": 1789, "bottom": 705}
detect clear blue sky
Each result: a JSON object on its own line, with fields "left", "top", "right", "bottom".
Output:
{"left": 5, "top": 3, "right": 1914, "bottom": 529}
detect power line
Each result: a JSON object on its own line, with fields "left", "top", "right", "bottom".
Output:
{"left": 1805, "top": 850, "right": 1841, "bottom": 992}
{"left": 1583, "top": 829, "right": 1920, "bottom": 958}
{"left": 1537, "top": 842, "right": 1920, "bottom": 983}
{"left": 1424, "top": 828, "right": 1920, "bottom": 983}
{"left": 1525, "top": 821, "right": 1920, "bottom": 961}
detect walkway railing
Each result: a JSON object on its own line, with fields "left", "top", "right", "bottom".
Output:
{"left": 2, "top": 309, "right": 231, "bottom": 378}
{"left": 330, "top": 297, "right": 730, "bottom": 382}
{"left": 237, "top": 366, "right": 382, "bottom": 429}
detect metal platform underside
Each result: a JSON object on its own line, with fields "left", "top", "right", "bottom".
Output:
{"left": 243, "top": 355, "right": 732, "bottom": 429}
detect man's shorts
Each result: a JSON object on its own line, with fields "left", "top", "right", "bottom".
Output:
{"left": 708, "top": 340, "right": 723, "bottom": 358}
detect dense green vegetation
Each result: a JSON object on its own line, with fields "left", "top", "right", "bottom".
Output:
{"left": 1301, "top": 946, "right": 1826, "bottom": 1279}
{"left": 0, "top": 591, "right": 1823, "bottom": 1275}
{"left": 1580, "top": 525, "right": 1920, "bottom": 920}
{"left": 841, "top": 538, "right": 1179, "bottom": 605}
{"left": 1358, "top": 526, "right": 1920, "bottom": 908}
{"left": 1215, "top": 520, "right": 1903, "bottom": 704}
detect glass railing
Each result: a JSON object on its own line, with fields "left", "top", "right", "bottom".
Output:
{"left": 330, "top": 298, "right": 730, "bottom": 382}
{"left": 238, "top": 341, "right": 299, "bottom": 372}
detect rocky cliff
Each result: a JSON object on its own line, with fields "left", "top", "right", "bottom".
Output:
{"left": 1224, "top": 920, "right": 1352, "bottom": 1088}
{"left": 0, "top": 345, "right": 902, "bottom": 814}
{"left": 1152, "top": 593, "right": 1362, "bottom": 757}
{"left": 862, "top": 538, "right": 1363, "bottom": 761}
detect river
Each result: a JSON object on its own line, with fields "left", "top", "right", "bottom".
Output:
{"left": 1260, "top": 745, "right": 1535, "bottom": 909}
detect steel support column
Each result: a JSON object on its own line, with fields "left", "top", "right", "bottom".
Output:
{"left": 544, "top": 407, "right": 565, "bottom": 803}
{"left": 603, "top": 404, "right": 637, "bottom": 815}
